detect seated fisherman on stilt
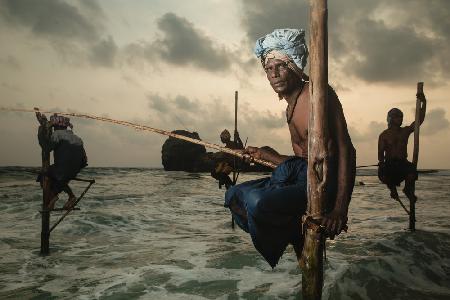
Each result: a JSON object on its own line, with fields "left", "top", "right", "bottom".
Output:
{"left": 36, "top": 113, "right": 88, "bottom": 209}
{"left": 224, "top": 29, "right": 356, "bottom": 268}
{"left": 211, "top": 129, "right": 244, "bottom": 189}
{"left": 378, "top": 95, "right": 426, "bottom": 202}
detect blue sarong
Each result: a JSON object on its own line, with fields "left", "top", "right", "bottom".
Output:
{"left": 224, "top": 157, "right": 308, "bottom": 268}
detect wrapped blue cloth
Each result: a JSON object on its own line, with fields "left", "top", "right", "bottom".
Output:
{"left": 254, "top": 28, "right": 309, "bottom": 71}
{"left": 224, "top": 157, "right": 308, "bottom": 268}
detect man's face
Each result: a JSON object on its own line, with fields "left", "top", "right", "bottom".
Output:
{"left": 390, "top": 114, "right": 403, "bottom": 127}
{"left": 264, "top": 58, "right": 299, "bottom": 95}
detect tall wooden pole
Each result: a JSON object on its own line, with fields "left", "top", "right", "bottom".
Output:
{"left": 234, "top": 91, "right": 238, "bottom": 135}
{"left": 36, "top": 113, "right": 52, "bottom": 255}
{"left": 233, "top": 91, "right": 238, "bottom": 183}
{"left": 301, "top": 0, "right": 328, "bottom": 299}
{"left": 410, "top": 82, "right": 423, "bottom": 231}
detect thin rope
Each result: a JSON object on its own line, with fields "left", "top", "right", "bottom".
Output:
{"left": 0, "top": 107, "right": 277, "bottom": 169}
{"left": 356, "top": 163, "right": 379, "bottom": 168}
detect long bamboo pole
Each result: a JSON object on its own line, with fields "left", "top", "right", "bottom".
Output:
{"left": 410, "top": 82, "right": 423, "bottom": 231}
{"left": 301, "top": 0, "right": 328, "bottom": 299}
{"left": 0, "top": 107, "right": 276, "bottom": 169}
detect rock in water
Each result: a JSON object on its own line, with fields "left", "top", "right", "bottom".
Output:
{"left": 161, "top": 130, "right": 206, "bottom": 171}
{"left": 161, "top": 130, "right": 276, "bottom": 172}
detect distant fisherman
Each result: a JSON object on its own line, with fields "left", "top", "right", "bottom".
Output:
{"left": 36, "top": 112, "right": 88, "bottom": 209}
{"left": 378, "top": 92, "right": 427, "bottom": 202}
{"left": 224, "top": 29, "right": 356, "bottom": 268}
{"left": 211, "top": 129, "right": 244, "bottom": 189}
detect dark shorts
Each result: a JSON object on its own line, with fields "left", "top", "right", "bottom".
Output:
{"left": 378, "top": 159, "right": 417, "bottom": 186}
{"left": 36, "top": 145, "right": 86, "bottom": 194}
{"left": 224, "top": 157, "right": 308, "bottom": 268}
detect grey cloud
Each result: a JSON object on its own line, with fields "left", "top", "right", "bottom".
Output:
{"left": 246, "top": 111, "right": 285, "bottom": 129}
{"left": 0, "top": 0, "right": 101, "bottom": 42}
{"left": 0, "top": 0, "right": 118, "bottom": 68}
{"left": 147, "top": 94, "right": 171, "bottom": 113}
{"left": 173, "top": 95, "right": 199, "bottom": 112}
{"left": 146, "top": 94, "right": 291, "bottom": 151}
{"left": 153, "top": 13, "right": 232, "bottom": 72}
{"left": 89, "top": 36, "right": 117, "bottom": 67}
{"left": 349, "top": 121, "right": 385, "bottom": 143}
{"left": 0, "top": 55, "right": 21, "bottom": 70}
{"left": 239, "top": 0, "right": 450, "bottom": 84}
{"left": 421, "top": 108, "right": 449, "bottom": 136}
{"left": 241, "top": 0, "right": 309, "bottom": 44}
{"left": 349, "top": 19, "right": 432, "bottom": 83}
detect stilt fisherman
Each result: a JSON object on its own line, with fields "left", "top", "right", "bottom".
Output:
{"left": 224, "top": 28, "right": 356, "bottom": 268}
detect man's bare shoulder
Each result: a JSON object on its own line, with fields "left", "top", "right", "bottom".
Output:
{"left": 379, "top": 129, "right": 389, "bottom": 138}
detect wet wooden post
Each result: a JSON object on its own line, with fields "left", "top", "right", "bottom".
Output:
{"left": 36, "top": 111, "right": 53, "bottom": 255}
{"left": 410, "top": 82, "right": 423, "bottom": 231}
{"left": 301, "top": 0, "right": 329, "bottom": 299}
{"left": 233, "top": 91, "right": 238, "bottom": 183}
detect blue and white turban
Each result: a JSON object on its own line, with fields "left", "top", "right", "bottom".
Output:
{"left": 254, "top": 29, "right": 308, "bottom": 79}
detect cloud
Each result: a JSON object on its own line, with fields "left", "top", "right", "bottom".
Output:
{"left": 89, "top": 36, "right": 118, "bottom": 67}
{"left": 154, "top": 13, "right": 232, "bottom": 71}
{"left": 146, "top": 94, "right": 289, "bottom": 151}
{"left": 239, "top": 0, "right": 450, "bottom": 84}
{"left": 0, "top": 0, "right": 102, "bottom": 42}
{"left": 240, "top": 0, "right": 309, "bottom": 44}
{"left": 124, "top": 13, "right": 233, "bottom": 72}
{"left": 0, "top": 55, "right": 21, "bottom": 70}
{"left": 173, "top": 95, "right": 199, "bottom": 112}
{"left": 147, "top": 94, "right": 171, "bottom": 113}
{"left": 0, "top": 0, "right": 119, "bottom": 68}
{"left": 421, "top": 108, "right": 449, "bottom": 136}
{"left": 348, "top": 121, "right": 385, "bottom": 143}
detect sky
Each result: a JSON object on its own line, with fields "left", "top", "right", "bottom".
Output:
{"left": 0, "top": 0, "right": 449, "bottom": 169}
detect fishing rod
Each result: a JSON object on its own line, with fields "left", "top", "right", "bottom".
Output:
{"left": 356, "top": 163, "right": 379, "bottom": 168}
{"left": 0, "top": 107, "right": 277, "bottom": 169}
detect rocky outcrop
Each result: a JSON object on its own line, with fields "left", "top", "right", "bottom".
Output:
{"left": 161, "top": 130, "right": 274, "bottom": 172}
{"left": 161, "top": 130, "right": 207, "bottom": 172}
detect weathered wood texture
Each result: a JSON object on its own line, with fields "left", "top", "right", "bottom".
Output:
{"left": 37, "top": 115, "right": 52, "bottom": 255}
{"left": 410, "top": 82, "right": 423, "bottom": 231}
{"left": 301, "top": 0, "right": 329, "bottom": 299}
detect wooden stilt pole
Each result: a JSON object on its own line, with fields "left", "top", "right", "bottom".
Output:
{"left": 36, "top": 112, "right": 52, "bottom": 255}
{"left": 233, "top": 91, "right": 238, "bottom": 183}
{"left": 410, "top": 82, "right": 423, "bottom": 231}
{"left": 301, "top": 1, "right": 328, "bottom": 299}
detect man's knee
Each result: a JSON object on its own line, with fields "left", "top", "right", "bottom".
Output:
{"left": 246, "top": 191, "right": 266, "bottom": 219}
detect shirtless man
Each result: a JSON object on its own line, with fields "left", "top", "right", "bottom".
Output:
{"left": 224, "top": 29, "right": 355, "bottom": 268}
{"left": 378, "top": 93, "right": 427, "bottom": 202}
{"left": 211, "top": 129, "right": 244, "bottom": 189}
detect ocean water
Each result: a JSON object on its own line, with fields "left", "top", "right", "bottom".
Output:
{"left": 0, "top": 167, "right": 449, "bottom": 300}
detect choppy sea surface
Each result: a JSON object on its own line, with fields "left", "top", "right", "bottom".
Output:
{"left": 0, "top": 167, "right": 449, "bottom": 300}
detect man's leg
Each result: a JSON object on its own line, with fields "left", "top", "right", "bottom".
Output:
{"left": 62, "top": 184, "right": 77, "bottom": 209}
{"left": 403, "top": 174, "right": 417, "bottom": 202}
{"left": 388, "top": 184, "right": 399, "bottom": 199}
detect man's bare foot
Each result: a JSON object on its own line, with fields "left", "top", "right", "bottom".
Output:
{"left": 63, "top": 195, "right": 77, "bottom": 210}
{"left": 403, "top": 188, "right": 417, "bottom": 202}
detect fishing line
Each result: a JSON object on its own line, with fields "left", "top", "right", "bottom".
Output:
{"left": 0, "top": 107, "right": 277, "bottom": 169}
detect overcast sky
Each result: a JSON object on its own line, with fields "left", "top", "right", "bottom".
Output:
{"left": 0, "top": 0, "right": 449, "bottom": 169}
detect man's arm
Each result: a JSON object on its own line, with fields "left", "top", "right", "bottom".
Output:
{"left": 244, "top": 146, "right": 289, "bottom": 166}
{"left": 321, "top": 92, "right": 356, "bottom": 238}
{"left": 407, "top": 92, "right": 427, "bottom": 132}
{"left": 234, "top": 130, "right": 244, "bottom": 149}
